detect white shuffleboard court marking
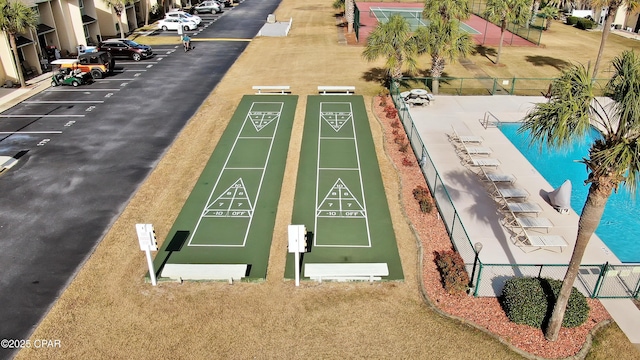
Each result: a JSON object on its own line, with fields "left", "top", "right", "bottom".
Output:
{"left": 249, "top": 110, "right": 280, "bottom": 131}
{"left": 204, "top": 178, "right": 253, "bottom": 218}
{"left": 188, "top": 101, "right": 284, "bottom": 247}
{"left": 317, "top": 178, "right": 366, "bottom": 218}
{"left": 314, "top": 101, "right": 372, "bottom": 248}
{"left": 321, "top": 111, "right": 352, "bottom": 132}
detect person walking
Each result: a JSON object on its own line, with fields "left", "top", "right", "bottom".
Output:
{"left": 182, "top": 34, "right": 191, "bottom": 52}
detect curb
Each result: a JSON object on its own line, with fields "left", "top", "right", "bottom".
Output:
{"left": 0, "top": 73, "right": 53, "bottom": 114}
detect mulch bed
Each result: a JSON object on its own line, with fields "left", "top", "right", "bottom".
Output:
{"left": 372, "top": 95, "right": 611, "bottom": 359}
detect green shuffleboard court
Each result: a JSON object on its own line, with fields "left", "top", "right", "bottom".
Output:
{"left": 154, "top": 95, "right": 297, "bottom": 281}
{"left": 285, "top": 95, "right": 403, "bottom": 281}
{"left": 370, "top": 7, "right": 481, "bottom": 34}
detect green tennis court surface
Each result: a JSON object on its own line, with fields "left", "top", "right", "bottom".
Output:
{"left": 154, "top": 95, "right": 297, "bottom": 281}
{"left": 285, "top": 95, "right": 403, "bottom": 281}
{"left": 370, "top": 7, "right": 481, "bottom": 34}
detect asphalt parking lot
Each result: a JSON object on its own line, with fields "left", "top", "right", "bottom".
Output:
{"left": 0, "top": 0, "right": 282, "bottom": 357}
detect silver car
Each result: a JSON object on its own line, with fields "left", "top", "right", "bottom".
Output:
{"left": 192, "top": 1, "right": 222, "bottom": 14}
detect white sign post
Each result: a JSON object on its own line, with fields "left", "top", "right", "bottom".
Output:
{"left": 136, "top": 224, "right": 158, "bottom": 286}
{"left": 288, "top": 225, "right": 307, "bottom": 287}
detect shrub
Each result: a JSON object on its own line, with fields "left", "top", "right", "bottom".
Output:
{"left": 434, "top": 250, "right": 470, "bottom": 295}
{"left": 391, "top": 129, "right": 399, "bottom": 135}
{"left": 419, "top": 198, "right": 433, "bottom": 213}
{"left": 501, "top": 277, "right": 589, "bottom": 329}
{"left": 576, "top": 18, "right": 595, "bottom": 30}
{"left": 398, "top": 141, "right": 409, "bottom": 153}
{"left": 412, "top": 186, "right": 433, "bottom": 213}
{"left": 390, "top": 120, "right": 401, "bottom": 129}
{"left": 394, "top": 135, "right": 405, "bottom": 144}
{"left": 384, "top": 105, "right": 398, "bottom": 119}
{"left": 402, "top": 157, "right": 414, "bottom": 166}
{"left": 566, "top": 16, "right": 579, "bottom": 25}
{"left": 412, "top": 185, "right": 429, "bottom": 201}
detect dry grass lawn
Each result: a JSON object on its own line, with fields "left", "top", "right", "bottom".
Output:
{"left": 16, "top": 1, "right": 640, "bottom": 359}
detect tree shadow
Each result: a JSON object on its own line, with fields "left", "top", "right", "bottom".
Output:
{"left": 474, "top": 45, "right": 497, "bottom": 60}
{"left": 362, "top": 67, "right": 389, "bottom": 87}
{"left": 525, "top": 55, "right": 571, "bottom": 71}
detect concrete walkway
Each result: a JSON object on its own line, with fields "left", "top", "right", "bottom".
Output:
{"left": 406, "top": 95, "right": 640, "bottom": 349}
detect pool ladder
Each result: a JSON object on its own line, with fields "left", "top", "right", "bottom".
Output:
{"left": 481, "top": 111, "right": 501, "bottom": 129}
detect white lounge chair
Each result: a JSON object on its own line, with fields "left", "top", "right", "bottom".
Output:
{"left": 486, "top": 173, "right": 516, "bottom": 184}
{"left": 504, "top": 202, "right": 543, "bottom": 215}
{"left": 463, "top": 143, "right": 492, "bottom": 156}
{"left": 516, "top": 217, "right": 554, "bottom": 233}
{"left": 524, "top": 232, "right": 568, "bottom": 252}
{"left": 469, "top": 158, "right": 500, "bottom": 167}
{"left": 496, "top": 187, "right": 529, "bottom": 200}
{"left": 451, "top": 126, "right": 483, "bottom": 144}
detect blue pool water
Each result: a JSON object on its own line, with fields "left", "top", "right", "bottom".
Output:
{"left": 499, "top": 123, "right": 640, "bottom": 263}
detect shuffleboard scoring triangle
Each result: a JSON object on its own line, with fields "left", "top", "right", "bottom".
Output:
{"left": 204, "top": 178, "right": 253, "bottom": 217}
{"left": 317, "top": 178, "right": 365, "bottom": 218}
{"left": 321, "top": 111, "right": 351, "bottom": 132}
{"left": 248, "top": 111, "right": 279, "bottom": 131}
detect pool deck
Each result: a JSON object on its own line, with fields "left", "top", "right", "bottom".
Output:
{"left": 408, "top": 95, "right": 640, "bottom": 349}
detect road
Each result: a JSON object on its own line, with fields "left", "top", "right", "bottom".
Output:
{"left": 0, "top": 0, "right": 281, "bottom": 358}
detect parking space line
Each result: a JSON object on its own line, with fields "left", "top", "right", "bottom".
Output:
{"left": 0, "top": 114, "right": 85, "bottom": 118}
{"left": 118, "top": 61, "right": 159, "bottom": 65}
{"left": 95, "top": 78, "right": 136, "bottom": 81}
{"left": 46, "top": 88, "right": 121, "bottom": 91}
{"left": 23, "top": 100, "right": 105, "bottom": 104}
{"left": 192, "top": 38, "right": 252, "bottom": 42}
{"left": 0, "top": 131, "right": 63, "bottom": 134}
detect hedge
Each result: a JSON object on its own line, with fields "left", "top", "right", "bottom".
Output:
{"left": 501, "top": 277, "right": 589, "bottom": 328}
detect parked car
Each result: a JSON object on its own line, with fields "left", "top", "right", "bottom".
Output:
{"left": 158, "top": 18, "right": 198, "bottom": 31}
{"left": 165, "top": 11, "right": 202, "bottom": 25}
{"left": 98, "top": 39, "right": 153, "bottom": 61}
{"left": 192, "top": 1, "right": 222, "bottom": 14}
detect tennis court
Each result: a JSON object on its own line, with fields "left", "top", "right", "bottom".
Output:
{"left": 285, "top": 95, "right": 403, "bottom": 281}
{"left": 370, "top": 6, "right": 481, "bottom": 34}
{"left": 355, "top": 2, "right": 536, "bottom": 47}
{"left": 153, "top": 95, "right": 297, "bottom": 281}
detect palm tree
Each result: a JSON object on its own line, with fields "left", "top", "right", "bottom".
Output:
{"left": 0, "top": 0, "right": 38, "bottom": 88}
{"left": 538, "top": 6, "right": 558, "bottom": 30}
{"left": 422, "top": 0, "right": 471, "bottom": 22}
{"left": 362, "top": 15, "right": 420, "bottom": 82}
{"left": 414, "top": 19, "right": 474, "bottom": 94}
{"left": 345, "top": 0, "right": 354, "bottom": 34}
{"left": 591, "top": 0, "right": 638, "bottom": 77}
{"left": 483, "top": 0, "right": 533, "bottom": 64}
{"left": 103, "top": 0, "right": 134, "bottom": 39}
{"left": 520, "top": 50, "right": 640, "bottom": 342}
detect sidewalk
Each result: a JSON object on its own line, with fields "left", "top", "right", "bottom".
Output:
{"left": 0, "top": 72, "right": 53, "bottom": 113}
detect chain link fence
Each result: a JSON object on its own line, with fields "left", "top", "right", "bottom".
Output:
{"left": 390, "top": 81, "right": 640, "bottom": 299}
{"left": 399, "top": 76, "right": 610, "bottom": 96}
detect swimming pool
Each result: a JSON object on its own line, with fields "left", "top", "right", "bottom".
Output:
{"left": 499, "top": 123, "right": 640, "bottom": 263}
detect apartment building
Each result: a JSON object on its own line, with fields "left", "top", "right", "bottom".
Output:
{"left": 1, "top": 0, "right": 155, "bottom": 85}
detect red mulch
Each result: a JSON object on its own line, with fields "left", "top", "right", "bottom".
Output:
{"left": 373, "top": 95, "right": 611, "bottom": 359}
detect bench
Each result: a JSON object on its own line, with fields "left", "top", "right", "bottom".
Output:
{"left": 317, "top": 85, "right": 355, "bottom": 95}
{"left": 304, "top": 263, "right": 389, "bottom": 282}
{"left": 252, "top": 85, "right": 290, "bottom": 94}
{"left": 161, "top": 264, "right": 248, "bottom": 282}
